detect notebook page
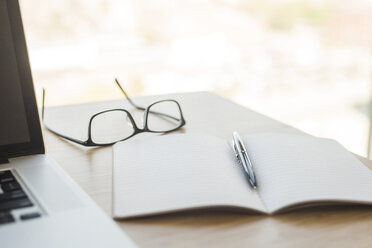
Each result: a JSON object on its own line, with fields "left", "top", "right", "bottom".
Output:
{"left": 243, "top": 133, "right": 372, "bottom": 213}
{"left": 113, "top": 133, "right": 266, "bottom": 218}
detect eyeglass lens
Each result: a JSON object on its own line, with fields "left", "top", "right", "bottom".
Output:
{"left": 147, "top": 101, "right": 182, "bottom": 132}
{"left": 90, "top": 110, "right": 135, "bottom": 145}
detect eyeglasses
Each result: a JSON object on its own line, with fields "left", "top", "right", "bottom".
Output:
{"left": 41, "top": 79, "right": 186, "bottom": 147}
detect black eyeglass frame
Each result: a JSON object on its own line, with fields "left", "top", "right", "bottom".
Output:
{"left": 41, "top": 79, "right": 186, "bottom": 147}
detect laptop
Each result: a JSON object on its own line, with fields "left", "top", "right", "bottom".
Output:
{"left": 0, "top": 0, "right": 136, "bottom": 247}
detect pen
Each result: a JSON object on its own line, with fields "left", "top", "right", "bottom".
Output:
{"left": 232, "top": 131, "right": 257, "bottom": 189}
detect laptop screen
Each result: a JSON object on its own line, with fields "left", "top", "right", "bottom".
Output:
{"left": 0, "top": 0, "right": 30, "bottom": 146}
{"left": 0, "top": 0, "right": 44, "bottom": 159}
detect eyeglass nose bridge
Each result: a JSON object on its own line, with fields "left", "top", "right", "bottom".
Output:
{"left": 120, "top": 111, "right": 148, "bottom": 134}
{"left": 123, "top": 110, "right": 147, "bottom": 130}
{"left": 123, "top": 110, "right": 147, "bottom": 132}
{"left": 130, "top": 112, "right": 146, "bottom": 130}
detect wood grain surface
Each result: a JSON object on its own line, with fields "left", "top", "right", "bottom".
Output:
{"left": 43, "top": 92, "right": 372, "bottom": 248}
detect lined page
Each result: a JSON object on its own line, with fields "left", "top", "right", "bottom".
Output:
{"left": 243, "top": 133, "right": 372, "bottom": 213}
{"left": 113, "top": 133, "right": 266, "bottom": 218}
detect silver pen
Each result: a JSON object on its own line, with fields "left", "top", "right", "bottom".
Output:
{"left": 232, "top": 131, "right": 257, "bottom": 189}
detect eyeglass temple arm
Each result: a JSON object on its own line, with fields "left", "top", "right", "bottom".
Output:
{"left": 114, "top": 78, "right": 146, "bottom": 111}
{"left": 42, "top": 88, "right": 87, "bottom": 146}
{"left": 114, "top": 79, "right": 182, "bottom": 122}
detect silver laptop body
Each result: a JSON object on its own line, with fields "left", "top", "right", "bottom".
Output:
{"left": 0, "top": 1, "right": 136, "bottom": 247}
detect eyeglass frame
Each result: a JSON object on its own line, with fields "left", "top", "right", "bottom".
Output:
{"left": 41, "top": 79, "right": 186, "bottom": 147}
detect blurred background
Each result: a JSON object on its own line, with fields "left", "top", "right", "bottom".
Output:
{"left": 19, "top": 0, "right": 372, "bottom": 157}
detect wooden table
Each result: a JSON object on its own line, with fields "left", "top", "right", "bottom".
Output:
{"left": 43, "top": 92, "right": 372, "bottom": 248}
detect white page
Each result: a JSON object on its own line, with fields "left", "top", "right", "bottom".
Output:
{"left": 243, "top": 133, "right": 372, "bottom": 213}
{"left": 113, "top": 133, "right": 266, "bottom": 218}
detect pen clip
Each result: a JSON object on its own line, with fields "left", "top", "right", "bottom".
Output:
{"left": 231, "top": 140, "right": 241, "bottom": 163}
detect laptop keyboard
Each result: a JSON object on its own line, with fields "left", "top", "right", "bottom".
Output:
{"left": 0, "top": 170, "right": 41, "bottom": 225}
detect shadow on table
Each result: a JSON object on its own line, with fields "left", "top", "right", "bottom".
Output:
{"left": 119, "top": 204, "right": 372, "bottom": 228}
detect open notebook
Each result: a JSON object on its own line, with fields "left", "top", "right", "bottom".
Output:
{"left": 113, "top": 133, "right": 372, "bottom": 218}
